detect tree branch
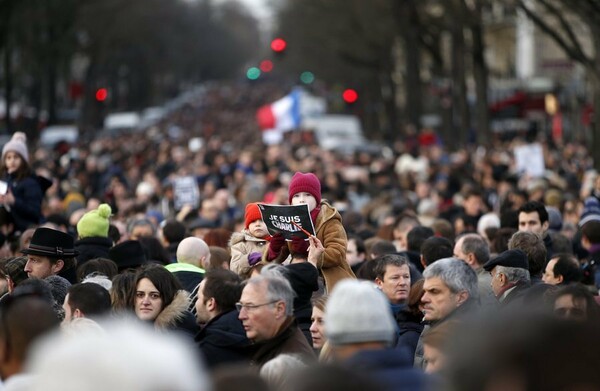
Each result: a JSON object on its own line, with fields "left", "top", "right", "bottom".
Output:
{"left": 537, "top": 0, "right": 588, "bottom": 59}
{"left": 516, "top": 0, "right": 595, "bottom": 69}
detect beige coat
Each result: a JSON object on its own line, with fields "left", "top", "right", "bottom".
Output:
{"left": 229, "top": 230, "right": 269, "bottom": 276}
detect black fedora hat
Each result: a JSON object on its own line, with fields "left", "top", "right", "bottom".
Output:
{"left": 109, "top": 240, "right": 147, "bottom": 271}
{"left": 21, "top": 227, "right": 78, "bottom": 258}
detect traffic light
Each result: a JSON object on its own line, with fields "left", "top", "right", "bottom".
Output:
{"left": 342, "top": 89, "right": 358, "bottom": 104}
{"left": 246, "top": 67, "right": 261, "bottom": 80}
{"left": 270, "top": 38, "right": 287, "bottom": 53}
{"left": 300, "top": 71, "right": 314, "bottom": 84}
{"left": 95, "top": 88, "right": 108, "bottom": 102}
{"left": 260, "top": 60, "right": 274, "bottom": 73}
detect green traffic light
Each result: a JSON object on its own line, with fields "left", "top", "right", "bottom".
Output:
{"left": 247, "top": 67, "right": 261, "bottom": 80}
{"left": 300, "top": 71, "right": 315, "bottom": 84}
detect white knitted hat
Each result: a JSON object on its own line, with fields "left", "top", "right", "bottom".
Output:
{"left": 2, "top": 132, "right": 29, "bottom": 163}
{"left": 325, "top": 279, "right": 397, "bottom": 346}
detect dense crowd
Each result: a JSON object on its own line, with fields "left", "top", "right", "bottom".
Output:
{"left": 0, "top": 81, "right": 598, "bottom": 391}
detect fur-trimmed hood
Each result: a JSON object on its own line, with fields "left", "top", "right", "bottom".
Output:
{"left": 154, "top": 290, "right": 191, "bottom": 330}
{"left": 229, "top": 230, "right": 268, "bottom": 247}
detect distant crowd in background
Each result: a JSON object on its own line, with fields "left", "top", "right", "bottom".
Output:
{"left": 0, "top": 81, "right": 598, "bottom": 391}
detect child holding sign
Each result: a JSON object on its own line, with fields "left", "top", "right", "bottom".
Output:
{"left": 265, "top": 172, "right": 355, "bottom": 292}
{"left": 229, "top": 202, "right": 270, "bottom": 276}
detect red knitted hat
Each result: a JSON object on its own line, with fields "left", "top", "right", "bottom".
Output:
{"left": 288, "top": 172, "right": 321, "bottom": 204}
{"left": 245, "top": 203, "right": 263, "bottom": 229}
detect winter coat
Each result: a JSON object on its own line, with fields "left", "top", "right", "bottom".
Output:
{"left": 269, "top": 202, "right": 355, "bottom": 293}
{"left": 500, "top": 280, "right": 530, "bottom": 307}
{"left": 229, "top": 230, "right": 269, "bottom": 276}
{"left": 4, "top": 174, "right": 50, "bottom": 233}
{"left": 154, "top": 290, "right": 199, "bottom": 339}
{"left": 165, "top": 262, "right": 205, "bottom": 314}
{"left": 195, "top": 309, "right": 254, "bottom": 369}
{"left": 414, "top": 298, "right": 479, "bottom": 368}
{"left": 165, "top": 263, "right": 205, "bottom": 294}
{"left": 250, "top": 317, "right": 316, "bottom": 368}
{"left": 285, "top": 262, "right": 319, "bottom": 343}
{"left": 75, "top": 236, "right": 113, "bottom": 267}
{"left": 395, "top": 309, "right": 424, "bottom": 358}
{"left": 344, "top": 348, "right": 428, "bottom": 391}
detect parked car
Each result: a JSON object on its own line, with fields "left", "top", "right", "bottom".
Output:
{"left": 39, "top": 125, "right": 79, "bottom": 147}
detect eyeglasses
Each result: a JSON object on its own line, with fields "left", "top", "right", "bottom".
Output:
{"left": 235, "top": 300, "right": 280, "bottom": 312}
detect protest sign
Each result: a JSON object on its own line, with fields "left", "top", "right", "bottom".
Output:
{"left": 514, "top": 143, "right": 545, "bottom": 178}
{"left": 258, "top": 204, "right": 316, "bottom": 240}
{"left": 173, "top": 176, "right": 200, "bottom": 211}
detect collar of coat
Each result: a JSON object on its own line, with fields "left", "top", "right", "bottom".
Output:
{"left": 154, "top": 290, "right": 191, "bottom": 330}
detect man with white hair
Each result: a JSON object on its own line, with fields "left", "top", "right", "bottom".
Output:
{"left": 483, "top": 249, "right": 531, "bottom": 306}
{"left": 165, "top": 237, "right": 209, "bottom": 312}
{"left": 237, "top": 275, "right": 314, "bottom": 367}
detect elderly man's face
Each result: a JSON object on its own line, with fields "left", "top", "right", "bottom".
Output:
{"left": 489, "top": 267, "right": 506, "bottom": 296}
{"left": 237, "top": 282, "right": 282, "bottom": 342}
{"left": 421, "top": 277, "right": 466, "bottom": 322}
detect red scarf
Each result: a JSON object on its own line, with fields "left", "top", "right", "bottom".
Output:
{"left": 310, "top": 205, "right": 321, "bottom": 227}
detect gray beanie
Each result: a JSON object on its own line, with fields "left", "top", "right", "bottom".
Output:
{"left": 325, "top": 279, "right": 396, "bottom": 346}
{"left": 2, "top": 132, "right": 29, "bottom": 163}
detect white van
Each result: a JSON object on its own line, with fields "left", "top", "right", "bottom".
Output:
{"left": 103, "top": 112, "right": 141, "bottom": 134}
{"left": 303, "top": 115, "right": 375, "bottom": 153}
{"left": 39, "top": 125, "right": 79, "bottom": 147}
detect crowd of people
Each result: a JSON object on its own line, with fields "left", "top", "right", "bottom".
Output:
{"left": 0, "top": 81, "right": 598, "bottom": 390}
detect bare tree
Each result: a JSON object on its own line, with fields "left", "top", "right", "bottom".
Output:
{"left": 516, "top": 0, "right": 600, "bottom": 169}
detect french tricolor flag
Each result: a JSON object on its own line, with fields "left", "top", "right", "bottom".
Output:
{"left": 256, "top": 89, "right": 301, "bottom": 144}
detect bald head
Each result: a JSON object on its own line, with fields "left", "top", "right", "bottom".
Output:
{"left": 176, "top": 237, "right": 210, "bottom": 268}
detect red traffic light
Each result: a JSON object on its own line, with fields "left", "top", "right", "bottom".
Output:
{"left": 342, "top": 89, "right": 358, "bottom": 104}
{"left": 271, "top": 38, "right": 287, "bottom": 53}
{"left": 260, "top": 60, "right": 274, "bottom": 72}
{"left": 95, "top": 88, "right": 108, "bottom": 102}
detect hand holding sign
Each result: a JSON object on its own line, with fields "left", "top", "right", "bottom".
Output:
{"left": 290, "top": 235, "right": 309, "bottom": 255}
{"left": 267, "top": 233, "right": 286, "bottom": 261}
{"left": 307, "top": 235, "right": 324, "bottom": 268}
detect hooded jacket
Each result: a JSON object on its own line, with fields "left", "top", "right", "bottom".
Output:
{"left": 268, "top": 202, "right": 355, "bottom": 293}
{"left": 154, "top": 290, "right": 198, "bottom": 338}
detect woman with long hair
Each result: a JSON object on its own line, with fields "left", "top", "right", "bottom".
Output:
{"left": 133, "top": 265, "right": 198, "bottom": 337}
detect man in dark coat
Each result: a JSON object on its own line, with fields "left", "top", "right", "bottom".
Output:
{"left": 194, "top": 269, "right": 253, "bottom": 369}
{"left": 483, "top": 249, "right": 531, "bottom": 306}
{"left": 238, "top": 275, "right": 315, "bottom": 368}
{"left": 415, "top": 257, "right": 480, "bottom": 368}
{"left": 165, "top": 237, "right": 208, "bottom": 312}
{"left": 74, "top": 204, "right": 113, "bottom": 267}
